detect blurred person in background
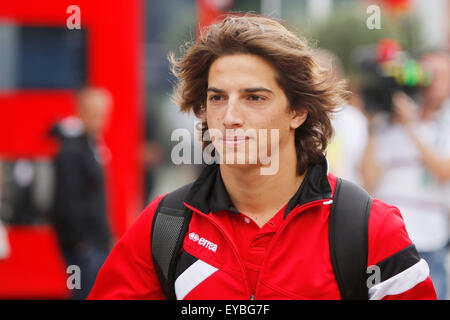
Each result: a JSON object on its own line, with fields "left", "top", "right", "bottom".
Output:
{"left": 0, "top": 161, "right": 10, "bottom": 260}
{"left": 49, "top": 87, "right": 113, "bottom": 300}
{"left": 0, "top": 219, "right": 9, "bottom": 260}
{"left": 315, "top": 49, "right": 369, "bottom": 186}
{"left": 142, "top": 141, "right": 164, "bottom": 205}
{"left": 361, "top": 51, "right": 450, "bottom": 299}
{"left": 142, "top": 109, "right": 164, "bottom": 205}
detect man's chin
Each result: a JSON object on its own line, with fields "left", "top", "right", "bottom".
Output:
{"left": 218, "top": 150, "right": 259, "bottom": 166}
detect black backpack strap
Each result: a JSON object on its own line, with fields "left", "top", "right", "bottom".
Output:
{"left": 151, "top": 182, "right": 193, "bottom": 300}
{"left": 329, "top": 177, "right": 372, "bottom": 300}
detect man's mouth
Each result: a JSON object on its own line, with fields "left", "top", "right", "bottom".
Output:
{"left": 221, "top": 136, "right": 251, "bottom": 146}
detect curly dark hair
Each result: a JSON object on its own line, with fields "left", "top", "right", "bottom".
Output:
{"left": 169, "top": 14, "right": 348, "bottom": 175}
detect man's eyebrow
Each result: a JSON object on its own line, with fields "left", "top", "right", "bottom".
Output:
{"left": 243, "top": 87, "right": 274, "bottom": 94}
{"left": 206, "top": 87, "right": 274, "bottom": 94}
{"left": 207, "top": 87, "right": 225, "bottom": 93}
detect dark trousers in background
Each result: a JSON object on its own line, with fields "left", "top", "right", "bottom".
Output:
{"left": 63, "top": 245, "right": 109, "bottom": 300}
{"left": 419, "top": 246, "right": 448, "bottom": 300}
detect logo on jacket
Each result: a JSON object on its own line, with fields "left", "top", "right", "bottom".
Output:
{"left": 188, "top": 232, "right": 218, "bottom": 252}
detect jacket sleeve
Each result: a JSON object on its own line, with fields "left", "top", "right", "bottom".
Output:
{"left": 367, "top": 199, "right": 437, "bottom": 300}
{"left": 87, "top": 194, "right": 166, "bottom": 300}
{"left": 54, "top": 147, "right": 89, "bottom": 246}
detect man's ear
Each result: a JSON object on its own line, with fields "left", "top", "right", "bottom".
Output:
{"left": 289, "top": 108, "right": 308, "bottom": 130}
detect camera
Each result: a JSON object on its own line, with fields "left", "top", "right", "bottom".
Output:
{"left": 355, "top": 39, "right": 432, "bottom": 113}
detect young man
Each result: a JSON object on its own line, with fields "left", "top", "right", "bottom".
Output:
{"left": 88, "top": 15, "right": 436, "bottom": 300}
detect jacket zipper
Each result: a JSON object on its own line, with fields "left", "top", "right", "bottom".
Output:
{"left": 184, "top": 203, "right": 254, "bottom": 299}
{"left": 253, "top": 199, "right": 332, "bottom": 297}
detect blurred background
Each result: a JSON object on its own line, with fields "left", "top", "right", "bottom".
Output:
{"left": 0, "top": 0, "right": 449, "bottom": 299}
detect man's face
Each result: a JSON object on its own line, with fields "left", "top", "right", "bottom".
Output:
{"left": 78, "top": 91, "right": 112, "bottom": 137}
{"left": 205, "top": 54, "right": 307, "bottom": 169}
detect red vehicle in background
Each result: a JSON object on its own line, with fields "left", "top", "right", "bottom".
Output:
{"left": 0, "top": 0, "right": 144, "bottom": 298}
{"left": 0, "top": 0, "right": 230, "bottom": 299}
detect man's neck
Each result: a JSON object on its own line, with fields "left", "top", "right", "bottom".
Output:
{"left": 219, "top": 148, "right": 305, "bottom": 227}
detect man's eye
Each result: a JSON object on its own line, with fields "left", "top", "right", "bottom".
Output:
{"left": 248, "top": 95, "right": 265, "bottom": 102}
{"left": 208, "top": 95, "right": 224, "bottom": 102}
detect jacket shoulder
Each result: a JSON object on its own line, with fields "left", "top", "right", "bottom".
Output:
{"left": 366, "top": 198, "right": 436, "bottom": 300}
{"left": 367, "top": 198, "right": 412, "bottom": 265}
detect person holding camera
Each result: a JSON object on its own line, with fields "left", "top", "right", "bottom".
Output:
{"left": 361, "top": 52, "right": 450, "bottom": 300}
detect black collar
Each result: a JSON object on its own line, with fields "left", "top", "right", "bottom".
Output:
{"left": 184, "top": 156, "right": 332, "bottom": 219}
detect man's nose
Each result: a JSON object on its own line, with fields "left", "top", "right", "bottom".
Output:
{"left": 222, "top": 97, "right": 244, "bottom": 128}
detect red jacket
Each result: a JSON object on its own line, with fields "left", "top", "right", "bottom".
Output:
{"left": 88, "top": 158, "right": 437, "bottom": 300}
